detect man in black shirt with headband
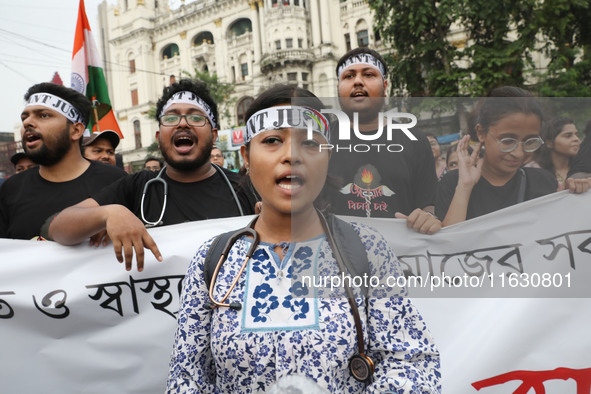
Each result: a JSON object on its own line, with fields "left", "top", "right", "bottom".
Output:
{"left": 49, "top": 79, "right": 257, "bottom": 271}
{"left": 327, "top": 48, "right": 441, "bottom": 234}
{"left": 0, "top": 83, "right": 126, "bottom": 240}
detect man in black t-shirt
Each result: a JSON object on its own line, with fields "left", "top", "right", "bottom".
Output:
{"left": 49, "top": 79, "right": 256, "bottom": 271}
{"left": 0, "top": 83, "right": 126, "bottom": 240}
{"left": 327, "top": 48, "right": 441, "bottom": 234}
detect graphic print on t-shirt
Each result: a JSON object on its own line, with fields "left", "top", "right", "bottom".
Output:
{"left": 339, "top": 164, "right": 395, "bottom": 217}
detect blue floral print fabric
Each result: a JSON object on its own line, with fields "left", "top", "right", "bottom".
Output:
{"left": 167, "top": 223, "right": 441, "bottom": 393}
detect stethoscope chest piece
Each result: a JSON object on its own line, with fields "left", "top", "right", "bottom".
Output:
{"left": 349, "top": 353, "right": 374, "bottom": 383}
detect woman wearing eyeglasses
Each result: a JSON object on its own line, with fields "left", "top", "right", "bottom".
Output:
{"left": 435, "top": 86, "right": 558, "bottom": 226}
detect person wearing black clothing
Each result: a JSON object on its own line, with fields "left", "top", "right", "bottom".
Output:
{"left": 49, "top": 79, "right": 256, "bottom": 272}
{"left": 91, "top": 164, "right": 254, "bottom": 226}
{"left": 0, "top": 161, "right": 125, "bottom": 239}
{"left": 327, "top": 48, "right": 441, "bottom": 234}
{"left": 0, "top": 83, "right": 126, "bottom": 240}
{"left": 436, "top": 167, "right": 557, "bottom": 221}
{"left": 567, "top": 131, "right": 591, "bottom": 178}
{"left": 437, "top": 86, "right": 590, "bottom": 226}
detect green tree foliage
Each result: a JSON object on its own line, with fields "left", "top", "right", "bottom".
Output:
{"left": 182, "top": 68, "right": 236, "bottom": 124}
{"left": 369, "top": 0, "right": 463, "bottom": 96}
{"left": 535, "top": 0, "right": 591, "bottom": 96}
{"left": 367, "top": 0, "right": 591, "bottom": 97}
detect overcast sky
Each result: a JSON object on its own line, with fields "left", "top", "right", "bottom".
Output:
{"left": 0, "top": 0, "right": 182, "bottom": 135}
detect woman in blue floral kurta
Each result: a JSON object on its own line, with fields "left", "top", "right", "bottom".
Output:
{"left": 167, "top": 85, "right": 441, "bottom": 393}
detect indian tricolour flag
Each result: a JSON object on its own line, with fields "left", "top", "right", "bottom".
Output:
{"left": 71, "top": 0, "right": 122, "bottom": 137}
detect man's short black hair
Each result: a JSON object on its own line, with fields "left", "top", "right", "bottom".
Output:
{"left": 144, "top": 156, "right": 163, "bottom": 167}
{"left": 24, "top": 83, "right": 91, "bottom": 126}
{"left": 155, "top": 78, "right": 219, "bottom": 128}
{"left": 335, "top": 47, "right": 388, "bottom": 78}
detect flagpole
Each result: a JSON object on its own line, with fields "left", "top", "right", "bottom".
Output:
{"left": 92, "top": 97, "right": 101, "bottom": 133}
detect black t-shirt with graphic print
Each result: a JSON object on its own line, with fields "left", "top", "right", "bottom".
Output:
{"left": 326, "top": 127, "right": 437, "bottom": 218}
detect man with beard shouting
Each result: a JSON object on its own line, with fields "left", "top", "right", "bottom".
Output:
{"left": 0, "top": 83, "right": 126, "bottom": 240}
{"left": 49, "top": 79, "right": 256, "bottom": 271}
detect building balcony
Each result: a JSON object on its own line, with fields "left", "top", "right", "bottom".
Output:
{"left": 160, "top": 55, "right": 181, "bottom": 69}
{"left": 191, "top": 42, "right": 215, "bottom": 61}
{"left": 340, "top": 0, "right": 367, "bottom": 19}
{"left": 260, "top": 49, "right": 314, "bottom": 73}
{"left": 226, "top": 32, "right": 253, "bottom": 50}
{"left": 267, "top": 4, "right": 307, "bottom": 20}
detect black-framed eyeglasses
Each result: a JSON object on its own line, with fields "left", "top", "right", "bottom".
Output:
{"left": 160, "top": 113, "right": 209, "bottom": 127}
{"left": 494, "top": 136, "right": 544, "bottom": 153}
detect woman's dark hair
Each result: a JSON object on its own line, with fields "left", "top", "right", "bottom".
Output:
{"left": 535, "top": 117, "right": 576, "bottom": 174}
{"left": 243, "top": 84, "right": 336, "bottom": 211}
{"left": 583, "top": 120, "right": 591, "bottom": 137}
{"left": 155, "top": 78, "right": 219, "bottom": 127}
{"left": 244, "top": 84, "right": 324, "bottom": 121}
{"left": 468, "top": 86, "right": 542, "bottom": 141}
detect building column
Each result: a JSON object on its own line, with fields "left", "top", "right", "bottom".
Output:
{"left": 318, "top": 0, "right": 332, "bottom": 44}
{"left": 309, "top": 0, "right": 321, "bottom": 47}
{"left": 249, "top": 0, "right": 262, "bottom": 74}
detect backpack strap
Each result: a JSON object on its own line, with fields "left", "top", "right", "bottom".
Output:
{"left": 203, "top": 230, "right": 235, "bottom": 290}
{"left": 325, "top": 213, "right": 370, "bottom": 297}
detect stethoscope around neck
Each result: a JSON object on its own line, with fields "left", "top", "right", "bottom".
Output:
{"left": 205, "top": 211, "right": 375, "bottom": 383}
{"left": 140, "top": 163, "right": 245, "bottom": 227}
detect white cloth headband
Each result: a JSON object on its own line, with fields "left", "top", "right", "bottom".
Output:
{"left": 159, "top": 91, "right": 217, "bottom": 128}
{"left": 245, "top": 106, "right": 330, "bottom": 143}
{"left": 25, "top": 93, "right": 84, "bottom": 125}
{"left": 337, "top": 53, "right": 386, "bottom": 79}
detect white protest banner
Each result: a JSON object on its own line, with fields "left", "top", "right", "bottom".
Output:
{"left": 0, "top": 192, "right": 590, "bottom": 393}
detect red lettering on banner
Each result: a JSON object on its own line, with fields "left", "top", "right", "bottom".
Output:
{"left": 472, "top": 367, "right": 591, "bottom": 393}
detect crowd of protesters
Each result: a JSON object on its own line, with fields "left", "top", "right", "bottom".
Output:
{"left": 1, "top": 46, "right": 590, "bottom": 393}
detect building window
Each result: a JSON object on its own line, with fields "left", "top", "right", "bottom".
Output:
{"left": 162, "top": 43, "right": 179, "bottom": 59}
{"left": 287, "top": 72, "right": 297, "bottom": 83}
{"left": 241, "top": 63, "right": 248, "bottom": 80}
{"left": 294, "top": 0, "right": 299, "bottom": 5}
{"left": 374, "top": 28, "right": 381, "bottom": 42}
{"left": 133, "top": 120, "right": 142, "bottom": 149}
{"left": 228, "top": 18, "right": 252, "bottom": 38}
{"left": 193, "top": 31, "right": 214, "bottom": 46}
{"left": 286, "top": 38, "right": 293, "bottom": 48}
{"left": 344, "top": 33, "right": 351, "bottom": 52}
{"left": 275, "top": 40, "right": 281, "bottom": 50}
{"left": 302, "top": 72, "right": 308, "bottom": 81}
{"left": 298, "top": 38, "right": 303, "bottom": 48}
{"left": 131, "top": 88, "right": 138, "bottom": 106}
{"left": 236, "top": 97, "right": 254, "bottom": 125}
{"left": 129, "top": 59, "right": 136, "bottom": 74}
{"left": 357, "top": 29, "right": 369, "bottom": 47}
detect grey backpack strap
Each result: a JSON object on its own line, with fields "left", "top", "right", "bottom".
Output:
{"left": 327, "top": 214, "right": 370, "bottom": 297}
{"left": 203, "top": 231, "right": 235, "bottom": 290}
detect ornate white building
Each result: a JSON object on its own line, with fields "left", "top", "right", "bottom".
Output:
{"left": 97, "top": 0, "right": 380, "bottom": 169}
